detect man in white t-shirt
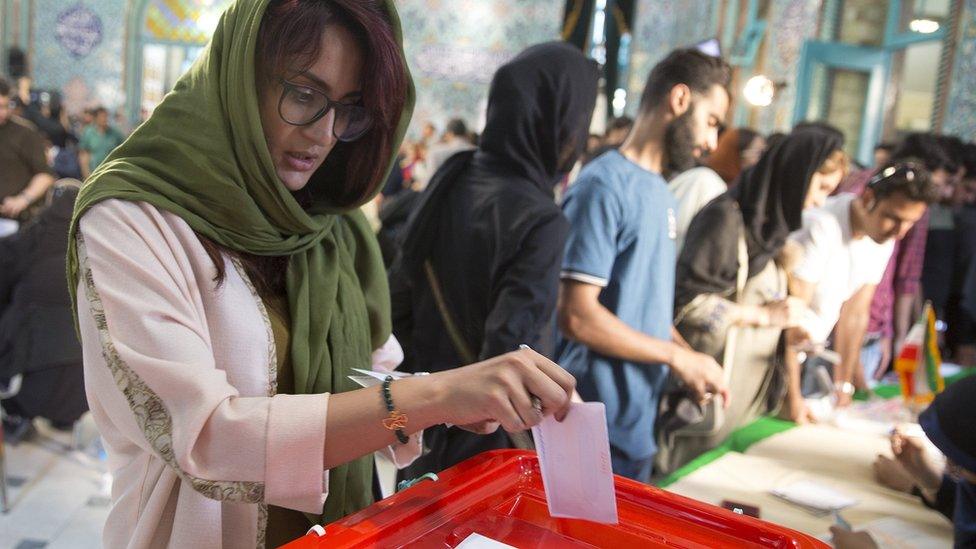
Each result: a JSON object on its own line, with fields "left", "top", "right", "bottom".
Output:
{"left": 668, "top": 166, "right": 726, "bottom": 253}
{"left": 789, "top": 163, "right": 939, "bottom": 406}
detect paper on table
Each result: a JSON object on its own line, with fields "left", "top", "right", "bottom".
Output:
{"left": 853, "top": 517, "right": 946, "bottom": 549}
{"left": 531, "top": 402, "right": 618, "bottom": 524}
{"left": 770, "top": 480, "right": 857, "bottom": 514}
{"left": 348, "top": 368, "right": 423, "bottom": 389}
{"left": 454, "top": 533, "right": 518, "bottom": 549}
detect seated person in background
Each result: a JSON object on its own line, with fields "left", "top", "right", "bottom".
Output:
{"left": 657, "top": 127, "right": 845, "bottom": 474}
{"left": 0, "top": 77, "right": 56, "bottom": 223}
{"left": 788, "top": 164, "right": 938, "bottom": 407}
{"left": 669, "top": 127, "right": 765, "bottom": 252}
{"left": 834, "top": 375, "right": 976, "bottom": 548}
{"left": 0, "top": 181, "right": 87, "bottom": 438}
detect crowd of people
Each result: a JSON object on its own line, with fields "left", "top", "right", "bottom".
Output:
{"left": 0, "top": 0, "right": 974, "bottom": 546}
{"left": 378, "top": 47, "right": 976, "bottom": 547}
{"left": 0, "top": 76, "right": 128, "bottom": 440}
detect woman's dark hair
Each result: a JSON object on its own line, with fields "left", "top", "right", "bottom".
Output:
{"left": 202, "top": 0, "right": 407, "bottom": 296}
{"left": 256, "top": 0, "right": 407, "bottom": 206}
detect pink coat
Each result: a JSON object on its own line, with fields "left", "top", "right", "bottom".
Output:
{"left": 76, "top": 199, "right": 420, "bottom": 548}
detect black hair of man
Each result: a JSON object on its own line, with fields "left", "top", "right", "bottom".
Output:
{"left": 0, "top": 77, "right": 10, "bottom": 97}
{"left": 962, "top": 142, "right": 976, "bottom": 178}
{"left": 637, "top": 48, "right": 731, "bottom": 114}
{"left": 937, "top": 134, "right": 965, "bottom": 173}
{"left": 445, "top": 118, "right": 468, "bottom": 138}
{"left": 606, "top": 116, "right": 633, "bottom": 134}
{"left": 875, "top": 142, "right": 895, "bottom": 153}
{"left": 891, "top": 133, "right": 954, "bottom": 173}
{"left": 869, "top": 162, "right": 940, "bottom": 204}
{"left": 92, "top": 106, "right": 108, "bottom": 117}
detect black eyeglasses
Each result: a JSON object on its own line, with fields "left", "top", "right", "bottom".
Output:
{"left": 277, "top": 79, "right": 373, "bottom": 142}
{"left": 868, "top": 162, "right": 922, "bottom": 189}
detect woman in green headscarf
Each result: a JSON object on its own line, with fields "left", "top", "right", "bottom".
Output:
{"left": 68, "top": 1, "right": 575, "bottom": 547}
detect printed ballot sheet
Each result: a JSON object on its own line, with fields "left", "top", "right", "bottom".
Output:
{"left": 531, "top": 402, "right": 618, "bottom": 524}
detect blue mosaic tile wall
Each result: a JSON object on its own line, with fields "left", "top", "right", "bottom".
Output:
{"left": 755, "top": 0, "right": 823, "bottom": 133}
{"left": 943, "top": 0, "right": 976, "bottom": 140}
{"left": 30, "top": 0, "right": 128, "bottom": 115}
{"left": 395, "top": 0, "right": 562, "bottom": 136}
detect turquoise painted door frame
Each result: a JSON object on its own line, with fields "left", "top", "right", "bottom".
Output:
{"left": 125, "top": 0, "right": 153, "bottom": 127}
{"left": 793, "top": 41, "right": 889, "bottom": 166}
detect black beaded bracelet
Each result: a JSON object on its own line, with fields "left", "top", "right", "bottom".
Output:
{"left": 381, "top": 375, "right": 409, "bottom": 444}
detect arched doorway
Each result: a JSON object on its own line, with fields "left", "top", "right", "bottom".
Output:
{"left": 124, "top": 0, "right": 231, "bottom": 124}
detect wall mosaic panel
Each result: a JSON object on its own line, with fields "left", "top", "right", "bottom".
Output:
{"left": 394, "top": 0, "right": 562, "bottom": 137}
{"left": 943, "top": 0, "right": 976, "bottom": 140}
{"left": 755, "top": 0, "right": 823, "bottom": 133}
{"left": 31, "top": 0, "right": 127, "bottom": 115}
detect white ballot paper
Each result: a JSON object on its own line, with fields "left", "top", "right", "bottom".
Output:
{"left": 347, "top": 368, "right": 424, "bottom": 388}
{"left": 531, "top": 401, "right": 618, "bottom": 524}
{"left": 454, "top": 533, "right": 518, "bottom": 549}
{"left": 771, "top": 480, "right": 857, "bottom": 515}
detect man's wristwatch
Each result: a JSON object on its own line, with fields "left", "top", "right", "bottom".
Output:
{"left": 834, "top": 380, "right": 856, "bottom": 396}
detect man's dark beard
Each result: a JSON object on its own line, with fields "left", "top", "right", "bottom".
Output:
{"left": 663, "top": 107, "right": 698, "bottom": 178}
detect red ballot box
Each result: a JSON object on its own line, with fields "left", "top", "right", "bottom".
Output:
{"left": 281, "top": 450, "right": 828, "bottom": 548}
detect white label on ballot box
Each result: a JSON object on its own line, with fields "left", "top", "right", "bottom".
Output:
{"left": 455, "top": 533, "right": 517, "bottom": 549}
{"left": 531, "top": 402, "right": 618, "bottom": 524}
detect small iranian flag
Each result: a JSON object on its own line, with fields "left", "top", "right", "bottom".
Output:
{"left": 895, "top": 302, "right": 945, "bottom": 406}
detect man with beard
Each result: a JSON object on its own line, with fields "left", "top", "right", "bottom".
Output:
{"left": 390, "top": 42, "right": 599, "bottom": 477}
{"left": 555, "top": 48, "right": 731, "bottom": 481}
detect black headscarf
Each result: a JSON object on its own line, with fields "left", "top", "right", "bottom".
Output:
{"left": 399, "top": 42, "right": 599, "bottom": 275}
{"left": 479, "top": 41, "right": 599, "bottom": 192}
{"left": 734, "top": 127, "right": 844, "bottom": 275}
{"left": 675, "top": 127, "right": 843, "bottom": 310}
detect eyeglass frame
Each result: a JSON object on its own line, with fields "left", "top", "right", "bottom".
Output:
{"left": 276, "top": 78, "right": 373, "bottom": 142}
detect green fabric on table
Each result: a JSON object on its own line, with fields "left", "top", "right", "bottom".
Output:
{"left": 658, "top": 417, "right": 794, "bottom": 487}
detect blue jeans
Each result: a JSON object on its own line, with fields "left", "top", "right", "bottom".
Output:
{"left": 861, "top": 334, "right": 883, "bottom": 385}
{"left": 610, "top": 445, "right": 653, "bottom": 483}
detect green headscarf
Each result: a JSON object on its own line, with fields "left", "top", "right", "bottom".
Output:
{"left": 66, "top": 0, "right": 414, "bottom": 523}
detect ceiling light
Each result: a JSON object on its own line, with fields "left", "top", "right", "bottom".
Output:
{"left": 743, "top": 75, "right": 775, "bottom": 107}
{"left": 909, "top": 18, "right": 940, "bottom": 33}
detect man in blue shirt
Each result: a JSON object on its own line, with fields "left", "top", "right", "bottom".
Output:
{"left": 557, "top": 49, "right": 732, "bottom": 481}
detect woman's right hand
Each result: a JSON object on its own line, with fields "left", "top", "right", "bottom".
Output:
{"left": 764, "top": 297, "right": 808, "bottom": 328}
{"left": 432, "top": 348, "right": 576, "bottom": 434}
